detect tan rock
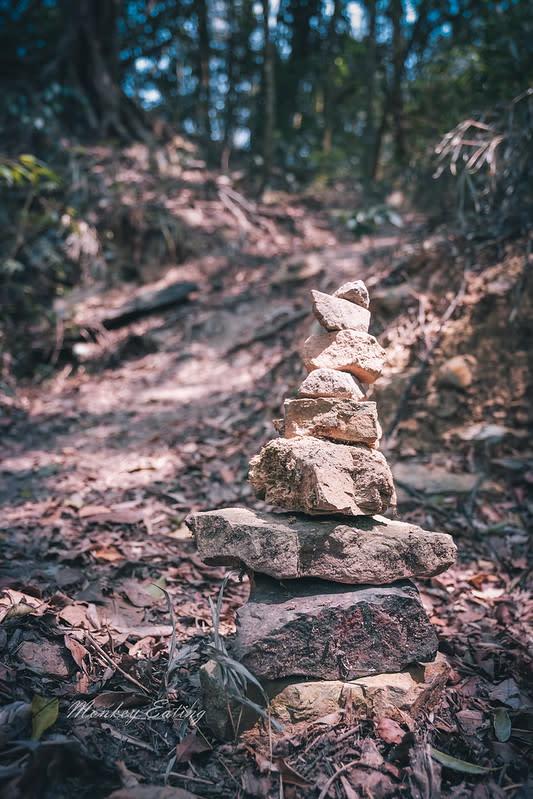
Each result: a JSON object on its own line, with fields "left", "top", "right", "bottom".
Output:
{"left": 249, "top": 436, "right": 395, "bottom": 516}
{"left": 266, "top": 654, "right": 451, "bottom": 725}
{"left": 297, "top": 368, "right": 365, "bottom": 400}
{"left": 199, "top": 655, "right": 451, "bottom": 738}
{"left": 302, "top": 330, "right": 386, "bottom": 383}
{"left": 283, "top": 398, "right": 380, "bottom": 445}
{"left": 187, "top": 507, "right": 457, "bottom": 584}
{"left": 311, "top": 290, "right": 370, "bottom": 332}
{"left": 333, "top": 280, "right": 370, "bottom": 309}
{"left": 437, "top": 355, "right": 475, "bottom": 390}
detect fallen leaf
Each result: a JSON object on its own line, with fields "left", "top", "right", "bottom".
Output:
{"left": 93, "top": 692, "right": 149, "bottom": 709}
{"left": 31, "top": 695, "right": 59, "bottom": 740}
{"left": 92, "top": 546, "right": 124, "bottom": 562}
{"left": 79, "top": 505, "right": 112, "bottom": 518}
{"left": 430, "top": 747, "right": 498, "bottom": 774}
{"left": 64, "top": 635, "right": 89, "bottom": 669}
{"left": 174, "top": 733, "right": 211, "bottom": 762}
{"left": 493, "top": 708, "right": 511, "bottom": 742}
{"left": 274, "top": 757, "right": 311, "bottom": 788}
{"left": 376, "top": 717, "right": 405, "bottom": 744}
{"left": 106, "top": 787, "right": 200, "bottom": 799}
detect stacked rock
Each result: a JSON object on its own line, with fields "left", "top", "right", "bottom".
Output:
{"left": 187, "top": 280, "right": 456, "bottom": 736}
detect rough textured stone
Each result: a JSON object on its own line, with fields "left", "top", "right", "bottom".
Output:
{"left": 249, "top": 436, "right": 395, "bottom": 516}
{"left": 186, "top": 507, "right": 457, "bottom": 584}
{"left": 283, "top": 398, "right": 380, "bottom": 445}
{"left": 267, "top": 654, "right": 450, "bottom": 725}
{"left": 437, "top": 355, "right": 475, "bottom": 390}
{"left": 333, "top": 280, "right": 370, "bottom": 309}
{"left": 232, "top": 576, "right": 438, "bottom": 680}
{"left": 311, "top": 290, "right": 371, "bottom": 332}
{"left": 199, "top": 654, "right": 450, "bottom": 737}
{"left": 302, "top": 330, "right": 386, "bottom": 383}
{"left": 199, "top": 659, "right": 249, "bottom": 739}
{"left": 297, "top": 368, "right": 365, "bottom": 400}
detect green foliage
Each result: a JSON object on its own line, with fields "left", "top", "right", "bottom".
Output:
{"left": 0, "top": 155, "right": 60, "bottom": 189}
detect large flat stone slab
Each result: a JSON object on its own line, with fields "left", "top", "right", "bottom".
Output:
{"left": 268, "top": 654, "right": 451, "bottom": 725}
{"left": 311, "top": 290, "right": 371, "bottom": 332}
{"left": 199, "top": 655, "right": 450, "bottom": 738}
{"left": 283, "top": 398, "right": 380, "bottom": 445}
{"left": 232, "top": 576, "right": 438, "bottom": 680}
{"left": 249, "top": 436, "right": 395, "bottom": 516}
{"left": 297, "top": 368, "right": 365, "bottom": 400}
{"left": 302, "top": 330, "right": 386, "bottom": 383}
{"left": 187, "top": 507, "right": 456, "bottom": 584}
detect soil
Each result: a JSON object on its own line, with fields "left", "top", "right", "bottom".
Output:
{"left": 0, "top": 157, "right": 532, "bottom": 798}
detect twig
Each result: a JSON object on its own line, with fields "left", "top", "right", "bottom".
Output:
{"left": 392, "top": 479, "right": 455, "bottom": 522}
{"left": 84, "top": 633, "right": 150, "bottom": 694}
{"left": 317, "top": 761, "right": 359, "bottom": 799}
{"left": 226, "top": 309, "right": 309, "bottom": 355}
{"left": 385, "top": 275, "right": 467, "bottom": 439}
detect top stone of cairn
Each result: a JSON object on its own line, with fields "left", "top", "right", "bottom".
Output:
{"left": 333, "top": 280, "right": 370, "bottom": 309}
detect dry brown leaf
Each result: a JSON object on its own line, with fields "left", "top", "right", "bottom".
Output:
{"left": 376, "top": 717, "right": 405, "bottom": 744}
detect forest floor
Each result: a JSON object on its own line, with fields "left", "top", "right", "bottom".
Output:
{"left": 0, "top": 148, "right": 532, "bottom": 799}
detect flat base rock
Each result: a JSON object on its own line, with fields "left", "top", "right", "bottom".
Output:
{"left": 283, "top": 398, "right": 381, "bottom": 445}
{"left": 232, "top": 576, "right": 438, "bottom": 680}
{"left": 199, "top": 655, "right": 450, "bottom": 738}
{"left": 186, "top": 507, "right": 457, "bottom": 584}
{"left": 249, "top": 436, "right": 395, "bottom": 516}
{"left": 302, "top": 329, "right": 386, "bottom": 383}
{"left": 268, "top": 653, "right": 451, "bottom": 725}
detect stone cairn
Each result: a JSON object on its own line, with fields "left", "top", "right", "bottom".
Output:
{"left": 187, "top": 281, "right": 457, "bottom": 738}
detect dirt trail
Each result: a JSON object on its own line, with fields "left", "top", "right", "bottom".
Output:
{"left": 1, "top": 217, "right": 532, "bottom": 798}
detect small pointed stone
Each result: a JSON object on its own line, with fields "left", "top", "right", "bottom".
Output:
{"left": 333, "top": 280, "right": 370, "bottom": 308}
{"left": 232, "top": 576, "right": 438, "bottom": 680}
{"left": 283, "top": 398, "right": 380, "bottom": 445}
{"left": 249, "top": 436, "right": 395, "bottom": 516}
{"left": 311, "top": 289, "right": 370, "bottom": 332}
{"left": 297, "top": 368, "right": 365, "bottom": 400}
{"left": 302, "top": 329, "right": 386, "bottom": 383}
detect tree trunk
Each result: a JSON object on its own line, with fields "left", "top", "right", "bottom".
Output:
{"left": 259, "top": 0, "right": 275, "bottom": 195}
{"left": 196, "top": 0, "right": 213, "bottom": 143}
{"left": 362, "top": 0, "right": 379, "bottom": 185}
{"left": 58, "top": 0, "right": 151, "bottom": 141}
{"left": 321, "top": 0, "right": 342, "bottom": 154}
{"left": 389, "top": 0, "right": 407, "bottom": 162}
{"left": 222, "top": 0, "right": 237, "bottom": 171}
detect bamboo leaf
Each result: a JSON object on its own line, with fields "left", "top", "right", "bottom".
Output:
{"left": 430, "top": 747, "right": 498, "bottom": 774}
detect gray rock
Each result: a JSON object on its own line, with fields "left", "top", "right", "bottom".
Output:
{"left": 333, "top": 280, "right": 370, "bottom": 309}
{"left": 249, "top": 436, "right": 395, "bottom": 516}
{"left": 302, "top": 330, "right": 386, "bottom": 383}
{"left": 232, "top": 576, "right": 438, "bottom": 680}
{"left": 187, "top": 507, "right": 457, "bottom": 584}
{"left": 311, "top": 290, "right": 370, "bottom": 332}
{"left": 297, "top": 368, "right": 365, "bottom": 400}
{"left": 283, "top": 398, "right": 380, "bottom": 445}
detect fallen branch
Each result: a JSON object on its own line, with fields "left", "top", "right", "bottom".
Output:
{"left": 225, "top": 309, "right": 309, "bottom": 355}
